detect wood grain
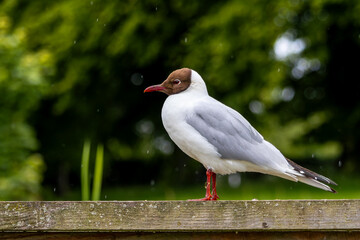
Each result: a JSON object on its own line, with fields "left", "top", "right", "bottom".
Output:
{"left": 1, "top": 232, "right": 360, "bottom": 240}
{"left": 0, "top": 200, "right": 359, "bottom": 232}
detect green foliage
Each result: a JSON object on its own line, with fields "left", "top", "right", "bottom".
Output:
{"left": 0, "top": 0, "right": 359, "bottom": 199}
{"left": 81, "top": 139, "right": 91, "bottom": 201}
{"left": 81, "top": 140, "right": 104, "bottom": 201}
{"left": 92, "top": 143, "right": 104, "bottom": 201}
{"left": 0, "top": 15, "right": 53, "bottom": 200}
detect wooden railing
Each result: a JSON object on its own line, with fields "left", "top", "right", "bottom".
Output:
{"left": 1, "top": 200, "right": 359, "bottom": 239}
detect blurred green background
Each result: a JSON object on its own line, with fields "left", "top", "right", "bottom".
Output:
{"left": 1, "top": 0, "right": 359, "bottom": 201}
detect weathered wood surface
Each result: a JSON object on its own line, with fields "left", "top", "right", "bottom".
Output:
{"left": 0, "top": 232, "right": 360, "bottom": 240}
{"left": 0, "top": 200, "right": 359, "bottom": 232}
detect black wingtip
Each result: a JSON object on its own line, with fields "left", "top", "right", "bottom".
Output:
{"left": 286, "top": 158, "right": 337, "bottom": 187}
{"left": 330, "top": 180, "right": 338, "bottom": 186}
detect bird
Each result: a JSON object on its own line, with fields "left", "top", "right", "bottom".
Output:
{"left": 144, "top": 68, "right": 337, "bottom": 200}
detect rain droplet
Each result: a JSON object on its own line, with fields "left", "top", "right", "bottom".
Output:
{"left": 338, "top": 160, "right": 342, "bottom": 167}
{"left": 53, "top": 187, "right": 56, "bottom": 192}
{"left": 184, "top": 37, "right": 188, "bottom": 43}
{"left": 150, "top": 180, "right": 155, "bottom": 186}
{"left": 73, "top": 40, "right": 77, "bottom": 44}
{"left": 96, "top": 18, "right": 99, "bottom": 22}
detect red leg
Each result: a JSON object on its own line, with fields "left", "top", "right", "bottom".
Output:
{"left": 188, "top": 169, "right": 218, "bottom": 201}
{"left": 211, "top": 172, "right": 219, "bottom": 200}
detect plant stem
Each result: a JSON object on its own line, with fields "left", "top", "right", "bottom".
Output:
{"left": 81, "top": 139, "right": 91, "bottom": 201}
{"left": 92, "top": 143, "right": 104, "bottom": 201}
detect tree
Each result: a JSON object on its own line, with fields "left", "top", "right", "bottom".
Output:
{"left": 0, "top": 15, "right": 53, "bottom": 200}
{"left": 1, "top": 0, "right": 359, "bottom": 199}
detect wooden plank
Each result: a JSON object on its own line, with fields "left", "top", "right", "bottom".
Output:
{"left": 0, "top": 200, "right": 359, "bottom": 232}
{"left": 1, "top": 232, "right": 360, "bottom": 240}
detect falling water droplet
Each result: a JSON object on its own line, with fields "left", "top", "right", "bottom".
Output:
{"left": 184, "top": 37, "right": 188, "bottom": 43}
{"left": 53, "top": 187, "right": 56, "bottom": 192}
{"left": 338, "top": 160, "right": 342, "bottom": 167}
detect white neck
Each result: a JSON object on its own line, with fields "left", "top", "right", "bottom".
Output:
{"left": 187, "top": 70, "right": 208, "bottom": 96}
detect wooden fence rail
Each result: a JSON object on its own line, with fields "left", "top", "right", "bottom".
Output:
{"left": 1, "top": 200, "right": 359, "bottom": 239}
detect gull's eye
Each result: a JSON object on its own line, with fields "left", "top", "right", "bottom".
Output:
{"left": 173, "top": 79, "right": 181, "bottom": 85}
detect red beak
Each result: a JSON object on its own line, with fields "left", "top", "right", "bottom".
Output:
{"left": 144, "top": 84, "right": 166, "bottom": 93}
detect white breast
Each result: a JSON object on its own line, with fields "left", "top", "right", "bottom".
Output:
{"left": 161, "top": 92, "right": 254, "bottom": 174}
{"left": 161, "top": 93, "right": 219, "bottom": 161}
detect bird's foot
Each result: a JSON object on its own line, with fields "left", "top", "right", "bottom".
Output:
{"left": 188, "top": 196, "right": 216, "bottom": 201}
{"left": 211, "top": 193, "right": 219, "bottom": 201}
{"left": 188, "top": 192, "right": 217, "bottom": 201}
{"left": 187, "top": 169, "right": 219, "bottom": 201}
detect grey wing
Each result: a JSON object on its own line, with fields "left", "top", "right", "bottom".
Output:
{"left": 186, "top": 99, "right": 264, "bottom": 161}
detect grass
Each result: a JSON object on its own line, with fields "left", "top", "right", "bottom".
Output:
{"left": 81, "top": 140, "right": 91, "bottom": 201}
{"left": 101, "top": 176, "right": 359, "bottom": 201}
{"left": 80, "top": 140, "right": 104, "bottom": 201}
{"left": 92, "top": 144, "right": 104, "bottom": 200}
{"left": 53, "top": 173, "right": 360, "bottom": 201}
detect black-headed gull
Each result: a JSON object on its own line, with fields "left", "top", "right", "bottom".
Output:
{"left": 144, "top": 68, "right": 336, "bottom": 200}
